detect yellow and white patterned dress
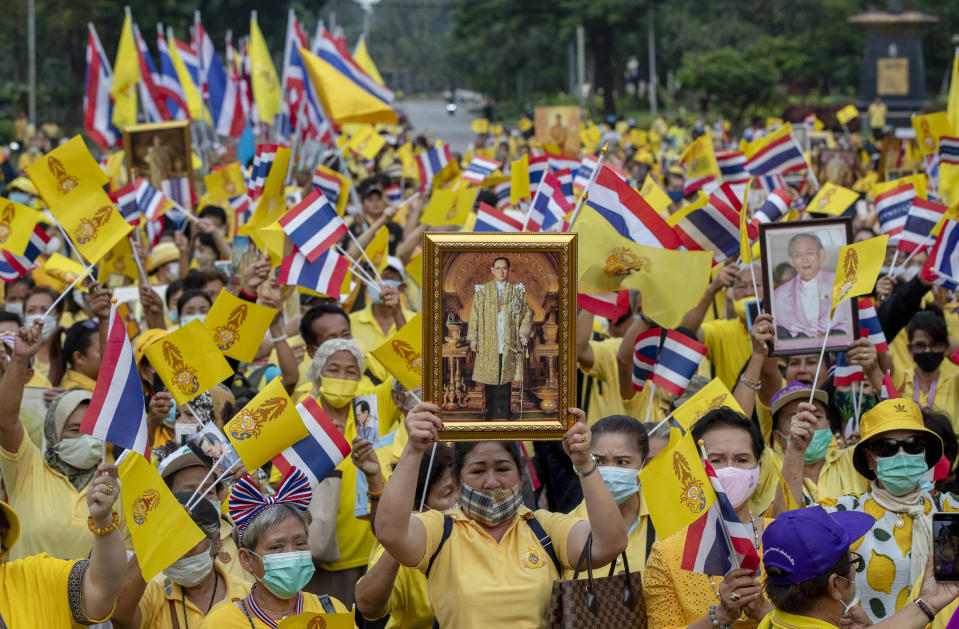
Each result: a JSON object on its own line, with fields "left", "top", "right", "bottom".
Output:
{"left": 827, "top": 489, "right": 959, "bottom": 622}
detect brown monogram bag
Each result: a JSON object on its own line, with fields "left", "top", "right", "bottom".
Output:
{"left": 545, "top": 534, "right": 646, "bottom": 628}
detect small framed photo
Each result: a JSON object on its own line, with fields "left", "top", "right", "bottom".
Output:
{"left": 122, "top": 120, "right": 196, "bottom": 208}
{"left": 759, "top": 218, "right": 859, "bottom": 357}
{"left": 422, "top": 232, "right": 577, "bottom": 441}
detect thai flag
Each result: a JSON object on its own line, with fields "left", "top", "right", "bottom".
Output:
{"left": 744, "top": 132, "right": 806, "bottom": 175}
{"left": 279, "top": 190, "right": 348, "bottom": 263}
{"left": 462, "top": 156, "right": 501, "bottom": 185}
{"left": 173, "top": 35, "right": 201, "bottom": 91}
{"left": 832, "top": 352, "right": 864, "bottom": 386}
{"left": 132, "top": 24, "right": 171, "bottom": 123}
{"left": 716, "top": 150, "right": 750, "bottom": 184}
{"left": 277, "top": 11, "right": 310, "bottom": 141}
{"left": 475, "top": 203, "right": 524, "bottom": 232}
{"left": 650, "top": 330, "right": 707, "bottom": 397}
{"left": 875, "top": 183, "right": 916, "bottom": 242}
{"left": 279, "top": 248, "right": 349, "bottom": 297}
{"left": 528, "top": 155, "right": 549, "bottom": 186}
{"left": 415, "top": 144, "right": 452, "bottom": 189}
{"left": 577, "top": 290, "right": 629, "bottom": 321}
{"left": 193, "top": 16, "right": 233, "bottom": 138}
{"left": 79, "top": 305, "right": 150, "bottom": 459}
{"left": 110, "top": 182, "right": 141, "bottom": 225}
{"left": 880, "top": 372, "right": 900, "bottom": 400}
{"left": 0, "top": 250, "right": 39, "bottom": 281}
{"left": 156, "top": 24, "right": 188, "bottom": 120}
{"left": 135, "top": 178, "right": 171, "bottom": 221}
{"left": 898, "top": 198, "right": 948, "bottom": 255}
{"left": 755, "top": 189, "right": 791, "bottom": 224}
{"left": 527, "top": 172, "right": 573, "bottom": 232}
{"left": 857, "top": 300, "right": 888, "bottom": 353}
{"left": 273, "top": 396, "right": 351, "bottom": 487}
{"left": 385, "top": 184, "right": 402, "bottom": 203}
{"left": 586, "top": 164, "right": 682, "bottom": 249}
{"left": 312, "top": 167, "right": 344, "bottom": 206}
{"left": 494, "top": 180, "right": 511, "bottom": 210}
{"left": 216, "top": 32, "right": 246, "bottom": 139}
{"left": 920, "top": 219, "right": 959, "bottom": 290}
{"left": 755, "top": 174, "right": 786, "bottom": 197}
{"left": 553, "top": 168, "right": 574, "bottom": 204}
{"left": 940, "top": 137, "right": 959, "bottom": 165}
{"left": 547, "top": 154, "right": 580, "bottom": 177}
{"left": 23, "top": 225, "right": 51, "bottom": 261}
{"left": 924, "top": 154, "right": 940, "bottom": 202}
{"left": 249, "top": 145, "right": 279, "bottom": 201}
{"left": 672, "top": 192, "right": 741, "bottom": 264}
{"left": 161, "top": 177, "right": 193, "bottom": 210}
{"left": 573, "top": 154, "right": 599, "bottom": 194}
{"left": 83, "top": 25, "right": 120, "bottom": 150}
{"left": 229, "top": 194, "right": 252, "bottom": 236}
{"left": 632, "top": 328, "right": 661, "bottom": 391}
{"left": 282, "top": 19, "right": 333, "bottom": 146}
{"left": 312, "top": 27, "right": 394, "bottom": 106}
{"left": 681, "top": 460, "right": 761, "bottom": 576}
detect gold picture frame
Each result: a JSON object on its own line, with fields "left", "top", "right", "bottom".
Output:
{"left": 423, "top": 232, "right": 577, "bottom": 441}
{"left": 122, "top": 120, "right": 196, "bottom": 207}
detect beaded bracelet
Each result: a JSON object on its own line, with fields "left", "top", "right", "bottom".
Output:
{"left": 708, "top": 605, "right": 733, "bottom": 629}
{"left": 87, "top": 511, "right": 120, "bottom": 536}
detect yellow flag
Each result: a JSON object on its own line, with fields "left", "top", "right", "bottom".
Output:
{"left": 352, "top": 35, "right": 385, "bottom": 85}
{"left": 111, "top": 10, "right": 140, "bottom": 130}
{"left": 679, "top": 135, "right": 720, "bottom": 183}
{"left": 831, "top": 235, "right": 890, "bottom": 317}
{"left": 806, "top": 183, "right": 859, "bottom": 217}
{"left": 836, "top": 104, "right": 860, "bottom": 125}
{"left": 312, "top": 165, "right": 351, "bottom": 217}
{"left": 943, "top": 164, "right": 959, "bottom": 207}
{"left": 806, "top": 114, "right": 824, "bottom": 132}
{"left": 167, "top": 30, "right": 205, "bottom": 121}
{"left": 671, "top": 378, "right": 744, "bottom": 432}
{"left": 740, "top": 178, "right": 754, "bottom": 263}
{"left": 299, "top": 47, "right": 396, "bottom": 125}
{"left": 912, "top": 112, "right": 950, "bottom": 156}
{"left": 0, "top": 199, "right": 39, "bottom": 256}
{"left": 204, "top": 288, "right": 277, "bottom": 362}
{"left": 250, "top": 16, "right": 281, "bottom": 124}
{"left": 103, "top": 150, "right": 128, "bottom": 189}
{"left": 665, "top": 191, "right": 708, "bottom": 228}
{"left": 248, "top": 147, "right": 291, "bottom": 231}
{"left": 371, "top": 313, "right": 422, "bottom": 390}
{"left": 98, "top": 237, "right": 139, "bottom": 281}
{"left": 278, "top": 612, "right": 354, "bottom": 629}
{"left": 639, "top": 428, "right": 716, "bottom": 542}
{"left": 347, "top": 126, "right": 386, "bottom": 161}
{"left": 204, "top": 163, "right": 248, "bottom": 202}
{"left": 472, "top": 119, "right": 489, "bottom": 134}
{"left": 36, "top": 253, "right": 90, "bottom": 291}
{"left": 251, "top": 219, "right": 285, "bottom": 268}
{"left": 119, "top": 452, "right": 205, "bottom": 581}
{"left": 948, "top": 50, "right": 959, "bottom": 135}
{"left": 405, "top": 251, "right": 422, "bottom": 286}
{"left": 872, "top": 173, "right": 926, "bottom": 201}
{"left": 397, "top": 143, "right": 419, "bottom": 182}
{"left": 50, "top": 186, "right": 133, "bottom": 264}
{"left": 224, "top": 376, "right": 309, "bottom": 470}
{"left": 421, "top": 186, "right": 473, "bottom": 227}
{"left": 365, "top": 226, "right": 389, "bottom": 272}
{"left": 518, "top": 117, "right": 533, "bottom": 133}
{"left": 144, "top": 320, "right": 234, "bottom": 405}
{"left": 639, "top": 175, "right": 671, "bottom": 215}
{"left": 510, "top": 154, "right": 530, "bottom": 204}
{"left": 26, "top": 136, "right": 109, "bottom": 210}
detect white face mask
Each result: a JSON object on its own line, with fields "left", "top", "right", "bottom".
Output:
{"left": 163, "top": 262, "right": 180, "bottom": 279}
{"left": 839, "top": 576, "right": 859, "bottom": 615}
{"left": 44, "top": 236, "right": 62, "bottom": 255}
{"left": 714, "top": 465, "right": 760, "bottom": 509}
{"left": 4, "top": 302, "right": 22, "bottom": 318}
{"left": 179, "top": 313, "right": 206, "bottom": 326}
{"left": 175, "top": 421, "right": 200, "bottom": 445}
{"left": 163, "top": 548, "right": 214, "bottom": 587}
{"left": 56, "top": 434, "right": 103, "bottom": 470}
{"left": 24, "top": 313, "right": 57, "bottom": 341}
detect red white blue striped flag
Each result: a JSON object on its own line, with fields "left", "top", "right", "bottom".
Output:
{"left": 279, "top": 189, "right": 347, "bottom": 263}
{"left": 875, "top": 182, "right": 915, "bottom": 242}
{"left": 415, "top": 144, "right": 452, "bottom": 189}
{"left": 857, "top": 301, "right": 888, "bottom": 353}
{"left": 474, "top": 202, "right": 523, "bottom": 232}
{"left": 650, "top": 330, "right": 707, "bottom": 397}
{"left": 526, "top": 172, "right": 573, "bottom": 232}
{"left": 586, "top": 164, "right": 682, "bottom": 249}
{"left": 462, "top": 156, "right": 501, "bottom": 185}
{"left": 278, "top": 248, "right": 349, "bottom": 297}
{"left": 632, "top": 328, "right": 661, "bottom": 391}
{"left": 273, "top": 396, "right": 351, "bottom": 487}
{"left": 898, "top": 197, "right": 947, "bottom": 255}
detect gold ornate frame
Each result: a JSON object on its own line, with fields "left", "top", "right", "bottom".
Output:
{"left": 122, "top": 120, "right": 195, "bottom": 204}
{"left": 423, "top": 232, "right": 577, "bottom": 441}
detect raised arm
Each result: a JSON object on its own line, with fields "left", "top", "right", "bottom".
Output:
{"left": 109, "top": 554, "right": 145, "bottom": 629}
{"left": 615, "top": 314, "right": 651, "bottom": 400}
{"left": 733, "top": 313, "right": 774, "bottom": 417}
{"left": 346, "top": 206, "right": 399, "bottom": 258}
{"left": 0, "top": 323, "right": 42, "bottom": 453}
{"left": 81, "top": 464, "right": 127, "bottom": 622}
{"left": 781, "top": 403, "right": 818, "bottom": 505}
{"left": 576, "top": 309, "right": 596, "bottom": 370}
{"left": 354, "top": 551, "right": 402, "bottom": 622}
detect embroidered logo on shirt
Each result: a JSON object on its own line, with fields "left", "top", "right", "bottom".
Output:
{"left": 522, "top": 544, "right": 545, "bottom": 569}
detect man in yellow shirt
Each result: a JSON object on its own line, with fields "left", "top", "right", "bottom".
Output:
{"left": 867, "top": 96, "right": 887, "bottom": 139}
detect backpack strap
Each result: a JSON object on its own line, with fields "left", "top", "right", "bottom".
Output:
{"left": 317, "top": 593, "right": 337, "bottom": 613}
{"left": 425, "top": 515, "right": 453, "bottom": 579}
{"left": 644, "top": 518, "right": 657, "bottom": 564}
{"left": 524, "top": 515, "right": 561, "bottom": 576}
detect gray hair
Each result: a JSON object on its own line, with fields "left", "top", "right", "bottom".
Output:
{"left": 235, "top": 504, "right": 309, "bottom": 551}
{"left": 787, "top": 233, "right": 824, "bottom": 257}
{"left": 305, "top": 338, "right": 364, "bottom": 394}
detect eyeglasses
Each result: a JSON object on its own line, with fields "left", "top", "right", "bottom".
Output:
{"left": 868, "top": 436, "right": 927, "bottom": 458}
{"left": 908, "top": 342, "right": 946, "bottom": 353}
{"left": 849, "top": 551, "right": 864, "bottom": 572}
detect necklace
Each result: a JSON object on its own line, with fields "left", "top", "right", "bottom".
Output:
{"left": 180, "top": 572, "right": 220, "bottom": 629}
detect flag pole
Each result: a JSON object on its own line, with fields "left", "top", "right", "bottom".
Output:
{"left": 648, "top": 414, "right": 673, "bottom": 437}
{"left": 187, "top": 459, "right": 242, "bottom": 510}
{"left": 566, "top": 142, "right": 609, "bottom": 227}
{"left": 892, "top": 237, "right": 931, "bottom": 277}
{"left": 643, "top": 383, "right": 656, "bottom": 423}
{"left": 418, "top": 442, "right": 438, "bottom": 512}
{"left": 42, "top": 261, "right": 96, "bottom": 320}
{"left": 808, "top": 315, "right": 835, "bottom": 405}
{"left": 184, "top": 453, "right": 227, "bottom": 509}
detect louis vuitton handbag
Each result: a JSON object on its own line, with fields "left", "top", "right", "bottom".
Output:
{"left": 545, "top": 534, "right": 646, "bottom": 628}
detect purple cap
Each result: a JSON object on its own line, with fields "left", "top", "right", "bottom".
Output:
{"left": 762, "top": 506, "right": 875, "bottom": 584}
{"left": 770, "top": 380, "right": 828, "bottom": 417}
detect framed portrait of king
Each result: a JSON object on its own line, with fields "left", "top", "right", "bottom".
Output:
{"left": 122, "top": 120, "right": 196, "bottom": 210}
{"left": 759, "top": 217, "right": 859, "bottom": 357}
{"left": 423, "top": 232, "right": 577, "bottom": 440}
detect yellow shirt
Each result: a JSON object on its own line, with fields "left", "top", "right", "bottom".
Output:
{"left": 0, "top": 554, "right": 109, "bottom": 627}
{"left": 581, "top": 337, "right": 669, "bottom": 423}
{"left": 197, "top": 592, "right": 350, "bottom": 628}
{"left": 894, "top": 366, "right": 959, "bottom": 429}
{"left": 0, "top": 437, "right": 131, "bottom": 560}
{"left": 349, "top": 303, "right": 417, "bottom": 382}
{"left": 415, "top": 505, "right": 582, "bottom": 629}
{"left": 138, "top": 562, "right": 249, "bottom": 629}
{"left": 359, "top": 542, "right": 433, "bottom": 629}
{"left": 217, "top": 517, "right": 255, "bottom": 587}
{"left": 701, "top": 318, "right": 752, "bottom": 392}
{"left": 868, "top": 102, "right": 887, "bottom": 128}
{"left": 801, "top": 447, "right": 869, "bottom": 505}
{"left": 60, "top": 368, "right": 96, "bottom": 393}
{"left": 564, "top": 494, "right": 651, "bottom": 578}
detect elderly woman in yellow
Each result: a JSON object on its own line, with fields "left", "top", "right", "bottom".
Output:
{"left": 0, "top": 323, "right": 129, "bottom": 560}
{"left": 644, "top": 407, "right": 774, "bottom": 628}
{"left": 0, "top": 463, "right": 128, "bottom": 625}
{"left": 814, "top": 398, "right": 957, "bottom": 624}
{"left": 197, "top": 469, "right": 351, "bottom": 628}
{"left": 375, "top": 403, "right": 628, "bottom": 629}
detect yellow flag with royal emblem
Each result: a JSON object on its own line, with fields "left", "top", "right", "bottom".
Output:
{"left": 912, "top": 112, "right": 950, "bottom": 156}
{"left": 639, "top": 175, "right": 671, "bottom": 215}
{"left": 510, "top": 154, "right": 530, "bottom": 204}
{"left": 49, "top": 186, "right": 133, "bottom": 265}
{"left": 420, "top": 187, "right": 457, "bottom": 226}
{"left": 639, "top": 428, "right": 717, "bottom": 542}
{"left": 678, "top": 135, "right": 720, "bottom": 185}
{"left": 203, "top": 288, "right": 277, "bottom": 362}
{"left": 36, "top": 253, "right": 90, "bottom": 292}
{"left": 25, "top": 136, "right": 109, "bottom": 209}
{"left": 806, "top": 183, "right": 859, "bottom": 217}
{"left": 98, "top": 237, "right": 139, "bottom": 281}
{"left": 0, "top": 199, "right": 39, "bottom": 256}
{"left": 671, "top": 378, "right": 744, "bottom": 432}
{"left": 278, "top": 612, "right": 354, "bottom": 629}
{"left": 143, "top": 319, "right": 234, "bottom": 405}
{"left": 347, "top": 126, "right": 386, "bottom": 161}
{"left": 365, "top": 226, "right": 389, "bottom": 272}
{"left": 371, "top": 313, "right": 422, "bottom": 391}
{"left": 836, "top": 104, "right": 859, "bottom": 125}
{"left": 249, "top": 15, "right": 281, "bottom": 124}
{"left": 119, "top": 452, "right": 205, "bottom": 581}
{"left": 830, "top": 235, "right": 889, "bottom": 318}
{"left": 223, "top": 376, "right": 309, "bottom": 470}
{"left": 110, "top": 10, "right": 140, "bottom": 130}
{"left": 204, "top": 163, "right": 248, "bottom": 202}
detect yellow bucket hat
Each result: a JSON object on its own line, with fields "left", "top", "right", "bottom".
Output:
{"left": 852, "top": 398, "right": 943, "bottom": 480}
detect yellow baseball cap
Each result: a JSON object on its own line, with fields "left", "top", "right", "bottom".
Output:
{"left": 134, "top": 328, "right": 168, "bottom": 366}
{"left": 852, "top": 398, "right": 942, "bottom": 480}
{"left": 0, "top": 500, "right": 20, "bottom": 553}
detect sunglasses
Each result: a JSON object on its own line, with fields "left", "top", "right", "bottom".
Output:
{"left": 850, "top": 551, "right": 864, "bottom": 572}
{"left": 868, "top": 436, "right": 926, "bottom": 458}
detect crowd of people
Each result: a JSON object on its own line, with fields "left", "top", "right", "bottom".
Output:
{"left": 0, "top": 98, "right": 957, "bottom": 629}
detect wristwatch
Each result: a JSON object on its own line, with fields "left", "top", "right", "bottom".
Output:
{"left": 574, "top": 455, "right": 598, "bottom": 479}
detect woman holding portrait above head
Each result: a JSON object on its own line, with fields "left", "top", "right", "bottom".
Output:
{"left": 375, "top": 403, "right": 627, "bottom": 629}
{"left": 644, "top": 407, "right": 774, "bottom": 628}
{"left": 894, "top": 307, "right": 959, "bottom": 421}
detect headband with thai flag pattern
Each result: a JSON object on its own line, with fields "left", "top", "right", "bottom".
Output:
{"left": 229, "top": 467, "right": 312, "bottom": 543}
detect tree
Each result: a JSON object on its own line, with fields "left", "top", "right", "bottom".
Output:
{"left": 676, "top": 46, "right": 778, "bottom": 127}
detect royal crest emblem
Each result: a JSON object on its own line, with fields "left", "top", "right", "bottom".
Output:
{"left": 161, "top": 341, "right": 200, "bottom": 396}
{"left": 228, "top": 396, "right": 287, "bottom": 441}
{"left": 213, "top": 304, "right": 247, "bottom": 351}
{"left": 391, "top": 339, "right": 422, "bottom": 376}
{"left": 673, "top": 451, "right": 707, "bottom": 514}
{"left": 692, "top": 395, "right": 728, "bottom": 424}
{"left": 306, "top": 617, "right": 328, "bottom": 629}
{"left": 48, "top": 156, "right": 79, "bottom": 196}
{"left": 0, "top": 203, "right": 14, "bottom": 244}
{"left": 920, "top": 118, "right": 935, "bottom": 151}
{"left": 816, "top": 187, "right": 836, "bottom": 212}
{"left": 132, "top": 488, "right": 161, "bottom": 525}
{"left": 835, "top": 248, "right": 859, "bottom": 302}
{"left": 221, "top": 169, "right": 237, "bottom": 196}
{"left": 521, "top": 543, "right": 545, "bottom": 569}
{"left": 603, "top": 247, "right": 650, "bottom": 278}
{"left": 74, "top": 205, "right": 113, "bottom": 245}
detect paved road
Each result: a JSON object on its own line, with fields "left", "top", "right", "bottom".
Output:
{"left": 397, "top": 98, "right": 478, "bottom": 154}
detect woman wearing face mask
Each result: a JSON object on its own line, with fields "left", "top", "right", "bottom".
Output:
{"left": 112, "top": 494, "right": 250, "bottom": 629}
{"left": 375, "top": 403, "right": 627, "bottom": 629}
{"left": 22, "top": 285, "right": 64, "bottom": 387}
{"left": 58, "top": 320, "right": 101, "bottom": 393}
{"left": 191, "top": 233, "right": 220, "bottom": 270}
{"left": 177, "top": 289, "right": 213, "bottom": 327}
{"left": 644, "top": 407, "right": 773, "bottom": 628}
{"left": 0, "top": 323, "right": 130, "bottom": 559}
{"left": 355, "top": 443, "right": 459, "bottom": 628}
{"left": 895, "top": 308, "right": 959, "bottom": 421}
{"left": 758, "top": 505, "right": 959, "bottom": 629}
{"left": 197, "top": 470, "right": 351, "bottom": 627}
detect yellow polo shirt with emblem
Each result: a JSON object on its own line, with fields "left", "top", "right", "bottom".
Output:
{"left": 349, "top": 303, "right": 417, "bottom": 383}
{"left": 138, "top": 562, "right": 249, "bottom": 629}
{"left": 0, "top": 554, "right": 111, "bottom": 627}
{"left": 701, "top": 318, "right": 751, "bottom": 392}
{"left": 0, "top": 436, "right": 132, "bottom": 560}
{"left": 565, "top": 492, "right": 651, "bottom": 578}
{"left": 359, "top": 542, "right": 433, "bottom": 629}
{"left": 414, "top": 505, "right": 582, "bottom": 629}
{"left": 197, "top": 592, "right": 351, "bottom": 628}
{"left": 217, "top": 517, "right": 254, "bottom": 586}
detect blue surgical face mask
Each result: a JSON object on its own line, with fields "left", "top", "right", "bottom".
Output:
{"left": 876, "top": 452, "right": 928, "bottom": 496}
{"left": 667, "top": 189, "right": 684, "bottom": 203}
{"left": 598, "top": 465, "right": 640, "bottom": 504}
{"left": 168, "top": 309, "right": 179, "bottom": 324}
{"left": 179, "top": 313, "right": 205, "bottom": 326}
{"left": 804, "top": 429, "right": 833, "bottom": 464}
{"left": 7, "top": 192, "right": 32, "bottom": 207}
{"left": 253, "top": 550, "right": 315, "bottom": 599}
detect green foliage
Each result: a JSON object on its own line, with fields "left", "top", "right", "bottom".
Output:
{"left": 677, "top": 47, "right": 778, "bottom": 126}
